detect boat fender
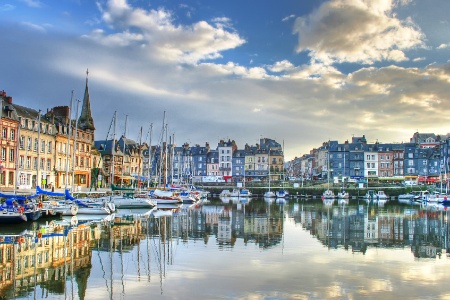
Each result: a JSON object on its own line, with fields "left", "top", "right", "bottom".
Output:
{"left": 18, "top": 206, "right": 25, "bottom": 213}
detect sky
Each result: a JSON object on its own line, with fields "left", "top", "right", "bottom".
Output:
{"left": 1, "top": 0, "right": 450, "bottom": 161}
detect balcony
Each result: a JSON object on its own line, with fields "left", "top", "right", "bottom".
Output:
{"left": 219, "top": 167, "right": 231, "bottom": 171}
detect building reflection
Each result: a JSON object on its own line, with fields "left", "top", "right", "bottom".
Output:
{"left": 1, "top": 198, "right": 449, "bottom": 298}
{"left": 0, "top": 219, "right": 92, "bottom": 299}
{"left": 291, "top": 200, "right": 450, "bottom": 257}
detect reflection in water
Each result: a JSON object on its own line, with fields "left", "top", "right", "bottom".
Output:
{"left": 0, "top": 198, "right": 449, "bottom": 298}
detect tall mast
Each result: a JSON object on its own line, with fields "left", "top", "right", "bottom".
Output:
{"left": 36, "top": 110, "right": 41, "bottom": 188}
{"left": 121, "top": 115, "right": 127, "bottom": 187}
{"left": 138, "top": 126, "right": 143, "bottom": 190}
{"left": 111, "top": 111, "right": 117, "bottom": 187}
{"left": 65, "top": 91, "right": 74, "bottom": 189}
{"left": 158, "top": 111, "right": 166, "bottom": 187}
{"left": 147, "top": 123, "right": 153, "bottom": 189}
{"left": 71, "top": 99, "right": 80, "bottom": 193}
{"left": 171, "top": 133, "right": 175, "bottom": 185}
{"left": 164, "top": 123, "right": 168, "bottom": 187}
{"left": 14, "top": 117, "right": 21, "bottom": 194}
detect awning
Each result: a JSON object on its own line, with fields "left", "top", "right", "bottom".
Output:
{"left": 134, "top": 175, "right": 148, "bottom": 181}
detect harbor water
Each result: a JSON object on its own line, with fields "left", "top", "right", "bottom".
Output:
{"left": 1, "top": 197, "right": 450, "bottom": 299}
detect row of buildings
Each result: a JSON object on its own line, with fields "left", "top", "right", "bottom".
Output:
{"left": 2, "top": 73, "right": 450, "bottom": 191}
{"left": 289, "top": 133, "right": 450, "bottom": 185}
{"left": 0, "top": 74, "right": 286, "bottom": 191}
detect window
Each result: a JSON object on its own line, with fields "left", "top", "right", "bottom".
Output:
{"left": 9, "top": 149, "right": 14, "bottom": 162}
{"left": 19, "top": 156, "right": 24, "bottom": 168}
{"left": 41, "top": 141, "right": 45, "bottom": 153}
{"left": 48, "top": 141, "right": 52, "bottom": 153}
{"left": 33, "top": 157, "right": 37, "bottom": 170}
{"left": 34, "top": 138, "right": 38, "bottom": 152}
{"left": 26, "top": 157, "right": 31, "bottom": 169}
{"left": 19, "top": 136, "right": 24, "bottom": 149}
{"left": 47, "top": 159, "right": 51, "bottom": 171}
{"left": 1, "top": 148, "right": 5, "bottom": 160}
{"left": 10, "top": 129, "right": 15, "bottom": 141}
{"left": 40, "top": 158, "right": 45, "bottom": 170}
{"left": 8, "top": 171, "right": 13, "bottom": 185}
{"left": 2, "top": 128, "right": 6, "bottom": 139}
{"left": 27, "top": 137, "right": 32, "bottom": 150}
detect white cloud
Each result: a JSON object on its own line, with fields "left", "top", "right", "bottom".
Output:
{"left": 437, "top": 43, "right": 450, "bottom": 49}
{"left": 21, "top": 0, "right": 43, "bottom": 8}
{"left": 282, "top": 15, "right": 296, "bottom": 22}
{"left": 21, "top": 21, "right": 47, "bottom": 32}
{"left": 0, "top": 4, "right": 15, "bottom": 11}
{"left": 85, "top": 0, "right": 246, "bottom": 64}
{"left": 293, "top": 0, "right": 425, "bottom": 65}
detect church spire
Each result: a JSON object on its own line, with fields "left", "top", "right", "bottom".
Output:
{"left": 78, "top": 69, "right": 95, "bottom": 132}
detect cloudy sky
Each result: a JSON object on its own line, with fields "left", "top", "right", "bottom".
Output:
{"left": 1, "top": 0, "right": 450, "bottom": 160}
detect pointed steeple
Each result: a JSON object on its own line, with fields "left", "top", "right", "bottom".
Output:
{"left": 78, "top": 68, "right": 95, "bottom": 132}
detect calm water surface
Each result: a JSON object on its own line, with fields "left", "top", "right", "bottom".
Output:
{"left": 1, "top": 197, "right": 450, "bottom": 299}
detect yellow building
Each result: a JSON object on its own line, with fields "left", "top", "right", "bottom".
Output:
{"left": 0, "top": 91, "right": 19, "bottom": 190}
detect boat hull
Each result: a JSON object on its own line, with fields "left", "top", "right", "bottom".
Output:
{"left": 0, "top": 211, "right": 27, "bottom": 224}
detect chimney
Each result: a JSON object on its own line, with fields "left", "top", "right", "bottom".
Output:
{"left": 6, "top": 96, "right": 12, "bottom": 104}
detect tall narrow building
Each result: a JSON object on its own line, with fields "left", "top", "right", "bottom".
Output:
{"left": 78, "top": 69, "right": 95, "bottom": 133}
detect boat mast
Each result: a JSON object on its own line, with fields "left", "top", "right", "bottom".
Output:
{"left": 36, "top": 109, "right": 41, "bottom": 188}
{"left": 111, "top": 111, "right": 117, "bottom": 187}
{"left": 164, "top": 123, "right": 168, "bottom": 187}
{"left": 121, "top": 114, "right": 128, "bottom": 187}
{"left": 14, "top": 115, "right": 21, "bottom": 193}
{"left": 65, "top": 91, "right": 74, "bottom": 189}
{"left": 158, "top": 111, "right": 166, "bottom": 188}
{"left": 138, "top": 126, "right": 143, "bottom": 190}
{"left": 71, "top": 100, "right": 80, "bottom": 193}
{"left": 170, "top": 133, "right": 175, "bottom": 186}
{"left": 147, "top": 123, "right": 153, "bottom": 189}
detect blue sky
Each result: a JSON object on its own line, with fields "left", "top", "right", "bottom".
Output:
{"left": 1, "top": 0, "right": 450, "bottom": 160}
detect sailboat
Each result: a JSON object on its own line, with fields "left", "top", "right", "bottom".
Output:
{"left": 264, "top": 150, "right": 276, "bottom": 198}
{"left": 337, "top": 153, "right": 349, "bottom": 199}
{"left": 322, "top": 144, "right": 335, "bottom": 200}
{"left": 276, "top": 141, "right": 289, "bottom": 198}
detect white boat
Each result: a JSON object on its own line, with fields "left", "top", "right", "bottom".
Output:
{"left": 322, "top": 189, "right": 335, "bottom": 199}
{"left": 276, "top": 189, "right": 289, "bottom": 198}
{"left": 110, "top": 192, "right": 155, "bottom": 208}
{"left": 230, "top": 188, "right": 252, "bottom": 198}
{"left": 44, "top": 200, "right": 79, "bottom": 216}
{"left": 264, "top": 190, "right": 276, "bottom": 198}
{"left": 322, "top": 145, "right": 335, "bottom": 199}
{"left": 149, "top": 189, "right": 182, "bottom": 204}
{"left": 365, "top": 190, "right": 388, "bottom": 201}
{"left": 337, "top": 189, "right": 349, "bottom": 199}
{"left": 76, "top": 202, "right": 112, "bottom": 215}
{"left": 65, "top": 190, "right": 115, "bottom": 215}
{"left": 220, "top": 189, "right": 232, "bottom": 197}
